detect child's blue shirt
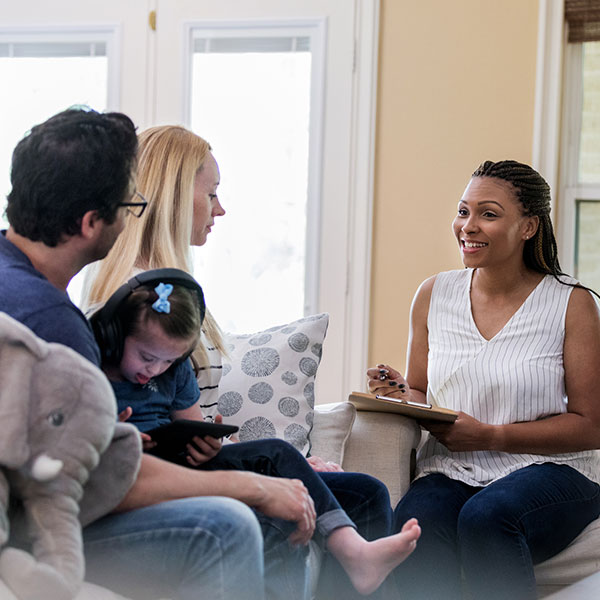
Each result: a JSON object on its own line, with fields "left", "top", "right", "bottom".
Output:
{"left": 111, "top": 360, "right": 200, "bottom": 432}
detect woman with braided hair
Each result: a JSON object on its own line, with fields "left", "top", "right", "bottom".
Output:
{"left": 367, "top": 159, "right": 600, "bottom": 600}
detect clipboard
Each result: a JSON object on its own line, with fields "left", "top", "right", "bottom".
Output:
{"left": 348, "top": 391, "right": 458, "bottom": 423}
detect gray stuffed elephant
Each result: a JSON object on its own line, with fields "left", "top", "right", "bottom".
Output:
{"left": 0, "top": 313, "right": 139, "bottom": 600}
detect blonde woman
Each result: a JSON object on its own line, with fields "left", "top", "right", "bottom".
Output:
{"left": 86, "top": 125, "right": 421, "bottom": 599}
{"left": 86, "top": 126, "right": 226, "bottom": 369}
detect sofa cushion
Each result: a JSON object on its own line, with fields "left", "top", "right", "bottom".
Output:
{"left": 534, "top": 517, "right": 600, "bottom": 586}
{"left": 309, "top": 402, "right": 356, "bottom": 464}
{"left": 218, "top": 313, "right": 329, "bottom": 455}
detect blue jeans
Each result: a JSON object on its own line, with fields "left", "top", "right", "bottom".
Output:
{"left": 393, "top": 464, "right": 600, "bottom": 600}
{"left": 83, "top": 497, "right": 266, "bottom": 600}
{"left": 201, "top": 439, "right": 355, "bottom": 536}
{"left": 316, "top": 471, "right": 394, "bottom": 600}
{"left": 200, "top": 439, "right": 394, "bottom": 599}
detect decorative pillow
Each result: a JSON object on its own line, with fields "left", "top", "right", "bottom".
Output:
{"left": 217, "top": 313, "right": 329, "bottom": 455}
{"left": 309, "top": 402, "right": 357, "bottom": 465}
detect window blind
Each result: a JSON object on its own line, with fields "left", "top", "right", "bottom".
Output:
{"left": 0, "top": 41, "right": 106, "bottom": 58}
{"left": 565, "top": 0, "right": 600, "bottom": 43}
{"left": 193, "top": 36, "right": 310, "bottom": 54}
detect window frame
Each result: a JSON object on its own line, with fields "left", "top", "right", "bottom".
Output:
{"left": 149, "top": 0, "right": 380, "bottom": 400}
{"left": 557, "top": 37, "right": 600, "bottom": 280}
{"left": 0, "top": 0, "right": 381, "bottom": 402}
{"left": 534, "top": 1, "right": 600, "bottom": 280}
{"left": 0, "top": 25, "right": 120, "bottom": 110}
{"left": 182, "top": 19, "right": 327, "bottom": 317}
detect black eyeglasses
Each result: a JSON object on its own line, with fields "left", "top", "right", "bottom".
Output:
{"left": 119, "top": 191, "right": 148, "bottom": 218}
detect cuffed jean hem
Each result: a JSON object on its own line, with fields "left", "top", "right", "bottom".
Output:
{"left": 316, "top": 508, "right": 355, "bottom": 537}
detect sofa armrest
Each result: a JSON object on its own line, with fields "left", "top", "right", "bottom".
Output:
{"left": 342, "top": 409, "right": 421, "bottom": 507}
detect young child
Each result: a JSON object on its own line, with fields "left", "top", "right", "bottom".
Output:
{"left": 94, "top": 276, "right": 422, "bottom": 596}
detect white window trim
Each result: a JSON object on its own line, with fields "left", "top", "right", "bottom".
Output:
{"left": 343, "top": 0, "right": 379, "bottom": 394}
{"left": 557, "top": 42, "right": 584, "bottom": 275}
{"left": 181, "top": 18, "right": 327, "bottom": 322}
{"left": 0, "top": 25, "right": 121, "bottom": 111}
{"left": 532, "top": 0, "right": 565, "bottom": 210}
{"left": 178, "top": 2, "right": 380, "bottom": 397}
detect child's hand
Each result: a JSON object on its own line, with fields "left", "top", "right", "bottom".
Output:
{"left": 118, "top": 406, "right": 133, "bottom": 422}
{"left": 186, "top": 435, "right": 222, "bottom": 466}
{"left": 215, "top": 413, "right": 239, "bottom": 443}
{"left": 141, "top": 431, "right": 157, "bottom": 451}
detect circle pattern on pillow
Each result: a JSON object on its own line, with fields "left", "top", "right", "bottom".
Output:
{"left": 218, "top": 391, "right": 244, "bottom": 416}
{"left": 248, "top": 382, "right": 273, "bottom": 404}
{"left": 218, "top": 313, "right": 329, "bottom": 455}
{"left": 279, "top": 396, "right": 300, "bottom": 417}
{"left": 239, "top": 416, "right": 277, "bottom": 441}
{"left": 241, "top": 348, "right": 280, "bottom": 377}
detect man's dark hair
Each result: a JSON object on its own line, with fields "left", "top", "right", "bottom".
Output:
{"left": 6, "top": 108, "right": 138, "bottom": 246}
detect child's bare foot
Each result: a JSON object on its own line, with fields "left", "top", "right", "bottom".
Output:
{"left": 333, "top": 518, "right": 421, "bottom": 596}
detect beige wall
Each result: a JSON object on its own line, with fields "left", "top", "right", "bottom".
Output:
{"left": 369, "top": 0, "right": 540, "bottom": 371}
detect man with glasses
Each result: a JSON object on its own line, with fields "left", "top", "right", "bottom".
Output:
{"left": 120, "top": 190, "right": 148, "bottom": 218}
{"left": 0, "top": 108, "right": 313, "bottom": 600}
{"left": 0, "top": 108, "right": 139, "bottom": 362}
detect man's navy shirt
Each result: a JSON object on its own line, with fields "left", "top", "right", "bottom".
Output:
{"left": 0, "top": 230, "right": 101, "bottom": 366}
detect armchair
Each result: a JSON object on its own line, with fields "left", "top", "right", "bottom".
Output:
{"left": 312, "top": 402, "right": 600, "bottom": 598}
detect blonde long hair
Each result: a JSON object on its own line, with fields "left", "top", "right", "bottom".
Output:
{"left": 86, "top": 125, "right": 227, "bottom": 362}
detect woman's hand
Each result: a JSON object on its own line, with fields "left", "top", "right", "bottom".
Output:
{"left": 421, "top": 411, "right": 494, "bottom": 452}
{"left": 186, "top": 435, "right": 222, "bottom": 466}
{"left": 366, "top": 363, "right": 410, "bottom": 399}
{"left": 306, "top": 455, "right": 344, "bottom": 472}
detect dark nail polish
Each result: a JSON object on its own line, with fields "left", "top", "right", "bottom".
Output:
{"left": 389, "top": 381, "right": 398, "bottom": 386}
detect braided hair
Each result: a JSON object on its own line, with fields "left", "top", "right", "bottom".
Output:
{"left": 472, "top": 160, "right": 599, "bottom": 299}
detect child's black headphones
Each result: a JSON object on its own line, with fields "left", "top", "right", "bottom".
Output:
{"left": 89, "top": 268, "right": 206, "bottom": 365}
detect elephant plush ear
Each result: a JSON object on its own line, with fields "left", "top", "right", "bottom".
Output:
{"left": 0, "top": 314, "right": 47, "bottom": 468}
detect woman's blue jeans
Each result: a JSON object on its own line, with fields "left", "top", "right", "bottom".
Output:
{"left": 392, "top": 464, "right": 600, "bottom": 600}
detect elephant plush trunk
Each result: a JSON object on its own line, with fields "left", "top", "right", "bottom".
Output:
{"left": 0, "top": 477, "right": 85, "bottom": 600}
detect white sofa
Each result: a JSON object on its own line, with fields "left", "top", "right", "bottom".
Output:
{"left": 2, "top": 402, "right": 597, "bottom": 599}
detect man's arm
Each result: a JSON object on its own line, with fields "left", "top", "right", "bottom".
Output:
{"left": 115, "top": 454, "right": 317, "bottom": 545}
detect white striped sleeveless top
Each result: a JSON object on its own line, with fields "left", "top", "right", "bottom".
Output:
{"left": 417, "top": 268, "right": 600, "bottom": 486}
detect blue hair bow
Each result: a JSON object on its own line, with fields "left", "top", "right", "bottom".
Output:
{"left": 152, "top": 283, "right": 173, "bottom": 314}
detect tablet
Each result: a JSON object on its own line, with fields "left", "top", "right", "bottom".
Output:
{"left": 146, "top": 420, "right": 239, "bottom": 458}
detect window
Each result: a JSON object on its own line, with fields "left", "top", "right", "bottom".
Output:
{"left": 559, "top": 40, "right": 600, "bottom": 293}
{"left": 0, "top": 31, "right": 115, "bottom": 229}
{"left": 1, "top": 0, "right": 379, "bottom": 403}
{"left": 188, "top": 27, "right": 320, "bottom": 333}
